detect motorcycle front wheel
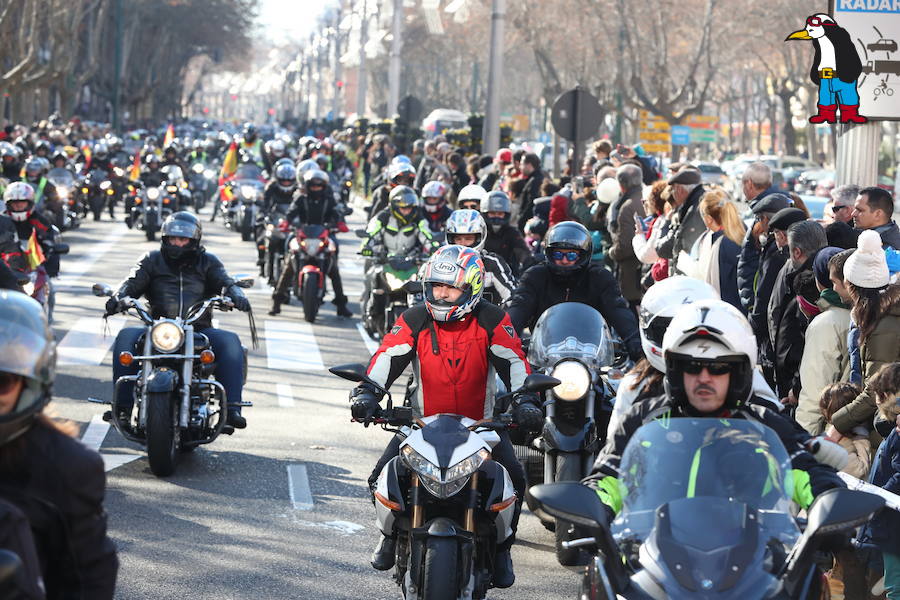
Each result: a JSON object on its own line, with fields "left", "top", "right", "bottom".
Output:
{"left": 422, "top": 537, "right": 459, "bottom": 600}
{"left": 146, "top": 391, "right": 179, "bottom": 477}
{"left": 301, "top": 274, "right": 320, "bottom": 323}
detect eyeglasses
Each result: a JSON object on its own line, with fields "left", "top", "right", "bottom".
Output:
{"left": 806, "top": 16, "right": 833, "bottom": 27}
{"left": 551, "top": 250, "right": 581, "bottom": 262}
{"left": 681, "top": 360, "right": 732, "bottom": 376}
{"left": 0, "top": 372, "right": 22, "bottom": 395}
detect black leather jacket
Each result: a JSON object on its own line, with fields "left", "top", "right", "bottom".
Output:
{"left": 263, "top": 182, "right": 295, "bottom": 214}
{"left": 285, "top": 190, "right": 339, "bottom": 226}
{"left": 114, "top": 248, "right": 237, "bottom": 330}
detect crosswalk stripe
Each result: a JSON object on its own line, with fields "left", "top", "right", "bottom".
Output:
{"left": 339, "top": 258, "right": 363, "bottom": 275}
{"left": 276, "top": 382, "right": 295, "bottom": 407}
{"left": 287, "top": 463, "right": 314, "bottom": 510}
{"left": 56, "top": 225, "right": 128, "bottom": 289}
{"left": 80, "top": 413, "right": 141, "bottom": 472}
{"left": 356, "top": 322, "right": 379, "bottom": 355}
{"left": 57, "top": 316, "right": 127, "bottom": 366}
{"left": 263, "top": 319, "right": 324, "bottom": 371}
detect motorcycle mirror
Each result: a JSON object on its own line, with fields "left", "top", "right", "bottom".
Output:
{"left": 402, "top": 281, "right": 422, "bottom": 294}
{"left": 232, "top": 276, "right": 255, "bottom": 289}
{"left": 53, "top": 243, "right": 69, "bottom": 255}
{"left": 92, "top": 283, "right": 113, "bottom": 297}
{"left": 354, "top": 229, "right": 368, "bottom": 238}
{"left": 526, "top": 482, "right": 609, "bottom": 530}
{"left": 328, "top": 363, "right": 370, "bottom": 383}
{"left": 806, "top": 488, "right": 884, "bottom": 538}
{"left": 522, "top": 373, "right": 561, "bottom": 394}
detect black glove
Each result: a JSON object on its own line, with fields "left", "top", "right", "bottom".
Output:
{"left": 227, "top": 285, "right": 251, "bottom": 312}
{"left": 350, "top": 385, "right": 382, "bottom": 421}
{"left": 105, "top": 297, "right": 123, "bottom": 315}
{"left": 511, "top": 394, "right": 543, "bottom": 432}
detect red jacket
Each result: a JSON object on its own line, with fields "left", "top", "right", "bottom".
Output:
{"left": 367, "top": 302, "right": 530, "bottom": 419}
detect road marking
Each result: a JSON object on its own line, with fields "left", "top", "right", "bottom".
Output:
{"left": 212, "top": 318, "right": 220, "bottom": 329}
{"left": 339, "top": 258, "right": 363, "bottom": 274}
{"left": 247, "top": 277, "right": 272, "bottom": 296}
{"left": 56, "top": 225, "right": 128, "bottom": 289}
{"left": 287, "top": 464, "right": 314, "bottom": 510}
{"left": 356, "top": 322, "right": 379, "bottom": 355}
{"left": 57, "top": 316, "right": 127, "bottom": 366}
{"left": 80, "top": 413, "right": 141, "bottom": 472}
{"left": 276, "top": 382, "right": 295, "bottom": 407}
{"left": 264, "top": 319, "right": 324, "bottom": 371}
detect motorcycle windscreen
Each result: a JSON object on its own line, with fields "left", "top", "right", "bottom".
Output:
{"left": 234, "top": 164, "right": 262, "bottom": 180}
{"left": 46, "top": 168, "right": 74, "bottom": 187}
{"left": 527, "top": 302, "right": 614, "bottom": 369}
{"left": 612, "top": 418, "right": 799, "bottom": 544}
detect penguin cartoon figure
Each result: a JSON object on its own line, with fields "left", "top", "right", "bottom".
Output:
{"left": 786, "top": 13, "right": 867, "bottom": 124}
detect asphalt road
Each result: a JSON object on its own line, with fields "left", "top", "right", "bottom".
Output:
{"left": 48, "top": 204, "right": 580, "bottom": 599}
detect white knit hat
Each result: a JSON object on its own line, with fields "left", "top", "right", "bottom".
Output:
{"left": 844, "top": 229, "right": 889, "bottom": 288}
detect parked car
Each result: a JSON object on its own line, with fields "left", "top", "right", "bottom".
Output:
{"left": 693, "top": 161, "right": 727, "bottom": 186}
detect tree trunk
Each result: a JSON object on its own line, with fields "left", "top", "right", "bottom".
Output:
{"left": 778, "top": 92, "right": 797, "bottom": 155}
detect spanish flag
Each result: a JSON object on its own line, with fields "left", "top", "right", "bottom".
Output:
{"left": 163, "top": 123, "right": 175, "bottom": 148}
{"left": 218, "top": 141, "right": 238, "bottom": 185}
{"left": 25, "top": 230, "right": 45, "bottom": 270}
{"left": 129, "top": 151, "right": 141, "bottom": 181}
{"left": 82, "top": 144, "right": 92, "bottom": 170}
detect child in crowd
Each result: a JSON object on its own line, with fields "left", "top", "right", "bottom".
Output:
{"left": 820, "top": 382, "right": 872, "bottom": 479}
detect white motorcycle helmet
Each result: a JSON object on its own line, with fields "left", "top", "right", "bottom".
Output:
{"left": 456, "top": 184, "right": 488, "bottom": 209}
{"left": 445, "top": 209, "right": 487, "bottom": 252}
{"left": 639, "top": 276, "right": 718, "bottom": 372}
{"left": 662, "top": 299, "right": 758, "bottom": 413}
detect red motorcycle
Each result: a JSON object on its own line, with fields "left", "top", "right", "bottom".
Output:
{"left": 288, "top": 224, "right": 335, "bottom": 323}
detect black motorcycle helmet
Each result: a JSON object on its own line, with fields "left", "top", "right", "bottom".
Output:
{"left": 160, "top": 212, "right": 202, "bottom": 263}
{"left": 243, "top": 123, "right": 257, "bottom": 144}
{"left": 50, "top": 150, "right": 68, "bottom": 168}
{"left": 274, "top": 162, "right": 297, "bottom": 193}
{"left": 24, "top": 158, "right": 42, "bottom": 183}
{"left": 33, "top": 140, "right": 51, "bottom": 156}
{"left": 302, "top": 168, "right": 329, "bottom": 195}
{"left": 389, "top": 185, "right": 420, "bottom": 226}
{"left": 145, "top": 154, "right": 160, "bottom": 170}
{"left": 0, "top": 291, "right": 56, "bottom": 447}
{"left": 543, "top": 221, "right": 592, "bottom": 278}
{"left": 164, "top": 143, "right": 179, "bottom": 159}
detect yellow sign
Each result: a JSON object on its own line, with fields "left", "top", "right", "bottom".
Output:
{"left": 639, "top": 120, "right": 671, "bottom": 131}
{"left": 640, "top": 143, "right": 671, "bottom": 154}
{"left": 638, "top": 130, "right": 672, "bottom": 142}
{"left": 639, "top": 110, "right": 668, "bottom": 120}
{"left": 685, "top": 115, "right": 718, "bottom": 125}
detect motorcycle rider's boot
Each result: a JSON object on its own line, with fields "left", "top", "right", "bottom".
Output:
{"left": 268, "top": 299, "right": 281, "bottom": 316}
{"left": 370, "top": 535, "right": 396, "bottom": 571}
{"left": 226, "top": 410, "right": 247, "bottom": 429}
{"left": 336, "top": 303, "right": 352, "bottom": 318}
{"left": 492, "top": 549, "right": 515, "bottom": 588}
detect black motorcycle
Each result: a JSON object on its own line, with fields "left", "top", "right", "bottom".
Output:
{"left": 331, "top": 363, "right": 560, "bottom": 600}
{"left": 262, "top": 203, "right": 291, "bottom": 285}
{"left": 79, "top": 168, "right": 110, "bottom": 221}
{"left": 527, "top": 418, "right": 885, "bottom": 600}
{"left": 92, "top": 280, "right": 254, "bottom": 477}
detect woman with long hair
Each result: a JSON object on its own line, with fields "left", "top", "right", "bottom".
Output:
{"left": 693, "top": 188, "right": 746, "bottom": 312}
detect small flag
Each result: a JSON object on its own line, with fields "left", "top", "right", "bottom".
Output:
{"left": 218, "top": 141, "right": 238, "bottom": 185}
{"left": 25, "top": 230, "right": 45, "bottom": 270}
{"left": 163, "top": 123, "right": 175, "bottom": 148}
{"left": 82, "top": 144, "right": 92, "bottom": 170}
{"left": 129, "top": 151, "right": 141, "bottom": 181}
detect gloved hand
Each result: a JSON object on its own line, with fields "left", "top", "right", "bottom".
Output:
{"left": 227, "top": 285, "right": 251, "bottom": 312}
{"left": 360, "top": 247, "right": 373, "bottom": 257}
{"left": 511, "top": 394, "right": 543, "bottom": 432}
{"left": 105, "top": 297, "right": 124, "bottom": 315}
{"left": 337, "top": 221, "right": 349, "bottom": 233}
{"left": 350, "top": 384, "right": 382, "bottom": 421}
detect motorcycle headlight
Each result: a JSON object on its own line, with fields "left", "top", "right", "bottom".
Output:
{"left": 240, "top": 185, "right": 255, "bottom": 200}
{"left": 204, "top": 169, "right": 215, "bottom": 179}
{"left": 304, "top": 238, "right": 322, "bottom": 255}
{"left": 445, "top": 448, "right": 489, "bottom": 482}
{"left": 57, "top": 187, "right": 69, "bottom": 199}
{"left": 384, "top": 271, "right": 405, "bottom": 291}
{"left": 192, "top": 163, "right": 204, "bottom": 174}
{"left": 401, "top": 446, "right": 488, "bottom": 499}
{"left": 146, "top": 188, "right": 160, "bottom": 200}
{"left": 166, "top": 185, "right": 178, "bottom": 193}
{"left": 99, "top": 180, "right": 112, "bottom": 190}
{"left": 401, "top": 445, "right": 441, "bottom": 482}
{"left": 551, "top": 360, "right": 591, "bottom": 401}
{"left": 150, "top": 320, "right": 184, "bottom": 353}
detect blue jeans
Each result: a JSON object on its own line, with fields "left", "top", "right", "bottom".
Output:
{"left": 818, "top": 77, "right": 860, "bottom": 106}
{"left": 886, "top": 552, "right": 900, "bottom": 599}
{"left": 112, "top": 326, "right": 244, "bottom": 414}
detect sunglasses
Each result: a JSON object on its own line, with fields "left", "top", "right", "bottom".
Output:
{"left": 806, "top": 16, "right": 834, "bottom": 27}
{"left": 0, "top": 372, "right": 22, "bottom": 395}
{"left": 308, "top": 183, "right": 324, "bottom": 189}
{"left": 551, "top": 250, "right": 581, "bottom": 262}
{"left": 681, "top": 360, "right": 732, "bottom": 376}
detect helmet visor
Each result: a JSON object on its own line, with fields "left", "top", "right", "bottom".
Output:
{"left": 0, "top": 295, "right": 54, "bottom": 383}
{"left": 162, "top": 219, "right": 201, "bottom": 239}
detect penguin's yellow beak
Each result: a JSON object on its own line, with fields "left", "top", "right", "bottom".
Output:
{"left": 785, "top": 29, "right": 812, "bottom": 41}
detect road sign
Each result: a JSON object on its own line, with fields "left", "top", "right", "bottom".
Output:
{"left": 640, "top": 143, "right": 670, "bottom": 154}
{"left": 833, "top": 0, "right": 900, "bottom": 120}
{"left": 397, "top": 95, "right": 424, "bottom": 123}
{"left": 550, "top": 88, "right": 604, "bottom": 142}
{"left": 639, "top": 130, "right": 672, "bottom": 142}
{"left": 639, "top": 120, "right": 671, "bottom": 131}
{"left": 671, "top": 125, "right": 692, "bottom": 145}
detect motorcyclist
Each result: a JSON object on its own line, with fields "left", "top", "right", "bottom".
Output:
{"left": 0, "top": 291, "right": 119, "bottom": 598}
{"left": 262, "top": 139, "right": 287, "bottom": 173}
{"left": 3, "top": 182, "right": 59, "bottom": 277}
{"left": 359, "top": 186, "right": 439, "bottom": 329}
{"left": 456, "top": 183, "right": 487, "bottom": 211}
{"left": 269, "top": 169, "right": 351, "bottom": 318}
{"left": 49, "top": 150, "right": 69, "bottom": 170}
{"left": 239, "top": 123, "right": 264, "bottom": 168}
{"left": 257, "top": 162, "right": 297, "bottom": 275}
{"left": 445, "top": 209, "right": 516, "bottom": 306}
{"left": 161, "top": 143, "right": 186, "bottom": 175}
{"left": 586, "top": 298, "right": 844, "bottom": 519}
{"left": 88, "top": 142, "right": 112, "bottom": 175}
{"left": 1, "top": 142, "right": 22, "bottom": 181}
{"left": 23, "top": 158, "right": 61, "bottom": 223}
{"left": 32, "top": 139, "right": 51, "bottom": 160}
{"left": 351, "top": 245, "right": 541, "bottom": 588}
{"left": 367, "top": 160, "right": 416, "bottom": 218}
{"left": 105, "top": 212, "right": 252, "bottom": 429}
{"left": 420, "top": 180, "right": 452, "bottom": 233}
{"left": 331, "top": 142, "right": 353, "bottom": 176}
{"left": 507, "top": 221, "right": 642, "bottom": 360}
{"left": 140, "top": 154, "right": 165, "bottom": 189}
{"left": 608, "top": 276, "right": 782, "bottom": 440}
{"left": 480, "top": 190, "right": 531, "bottom": 276}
